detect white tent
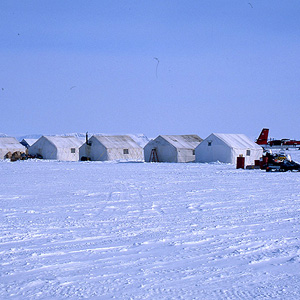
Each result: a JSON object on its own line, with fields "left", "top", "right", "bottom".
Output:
{"left": 79, "top": 135, "right": 144, "bottom": 161}
{"left": 28, "top": 136, "right": 83, "bottom": 161}
{"left": 0, "top": 137, "right": 26, "bottom": 159}
{"left": 195, "top": 133, "right": 263, "bottom": 166}
{"left": 20, "top": 138, "right": 38, "bottom": 149}
{"left": 144, "top": 135, "right": 203, "bottom": 163}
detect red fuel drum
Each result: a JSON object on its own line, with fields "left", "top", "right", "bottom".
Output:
{"left": 260, "top": 156, "right": 268, "bottom": 169}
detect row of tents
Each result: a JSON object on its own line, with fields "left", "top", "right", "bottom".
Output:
{"left": 0, "top": 133, "right": 263, "bottom": 166}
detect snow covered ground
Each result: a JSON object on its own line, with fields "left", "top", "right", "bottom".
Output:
{"left": 1, "top": 151, "right": 300, "bottom": 299}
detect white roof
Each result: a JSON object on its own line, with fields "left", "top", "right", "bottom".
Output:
{"left": 0, "top": 137, "right": 25, "bottom": 149}
{"left": 93, "top": 135, "right": 141, "bottom": 149}
{"left": 21, "top": 138, "right": 38, "bottom": 146}
{"left": 127, "top": 134, "right": 149, "bottom": 148}
{"left": 43, "top": 136, "right": 83, "bottom": 148}
{"left": 212, "top": 133, "right": 262, "bottom": 149}
{"left": 160, "top": 135, "right": 203, "bottom": 149}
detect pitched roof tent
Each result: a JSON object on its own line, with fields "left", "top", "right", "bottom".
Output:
{"left": 195, "top": 133, "right": 263, "bottom": 166}
{"left": 144, "top": 134, "right": 203, "bottom": 163}
{"left": 0, "top": 137, "right": 26, "bottom": 159}
{"left": 79, "top": 135, "right": 144, "bottom": 161}
{"left": 29, "top": 136, "right": 83, "bottom": 161}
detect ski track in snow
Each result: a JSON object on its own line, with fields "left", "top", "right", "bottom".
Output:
{"left": 1, "top": 154, "right": 300, "bottom": 299}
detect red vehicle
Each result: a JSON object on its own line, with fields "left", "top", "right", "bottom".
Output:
{"left": 256, "top": 128, "right": 300, "bottom": 149}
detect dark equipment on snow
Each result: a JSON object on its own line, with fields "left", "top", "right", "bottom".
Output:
{"left": 261, "top": 151, "right": 300, "bottom": 172}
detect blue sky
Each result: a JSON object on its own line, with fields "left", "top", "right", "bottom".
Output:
{"left": 1, "top": 1, "right": 300, "bottom": 140}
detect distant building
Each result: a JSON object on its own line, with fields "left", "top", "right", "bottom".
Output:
{"left": 28, "top": 136, "right": 83, "bottom": 161}
{"left": 0, "top": 137, "right": 26, "bottom": 159}
{"left": 144, "top": 135, "right": 203, "bottom": 163}
{"left": 195, "top": 133, "right": 263, "bottom": 166}
{"left": 79, "top": 135, "right": 144, "bottom": 161}
{"left": 20, "top": 138, "right": 38, "bottom": 149}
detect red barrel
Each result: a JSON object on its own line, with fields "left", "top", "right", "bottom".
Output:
{"left": 260, "top": 156, "right": 268, "bottom": 169}
{"left": 236, "top": 156, "right": 245, "bottom": 169}
{"left": 254, "top": 160, "right": 260, "bottom": 166}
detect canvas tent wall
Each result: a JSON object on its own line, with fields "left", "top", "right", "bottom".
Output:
{"left": 20, "top": 138, "right": 38, "bottom": 149}
{"left": 195, "top": 133, "right": 263, "bottom": 166}
{"left": 0, "top": 137, "right": 26, "bottom": 159}
{"left": 79, "top": 135, "right": 144, "bottom": 161}
{"left": 28, "top": 136, "right": 83, "bottom": 161}
{"left": 144, "top": 135, "right": 203, "bottom": 163}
